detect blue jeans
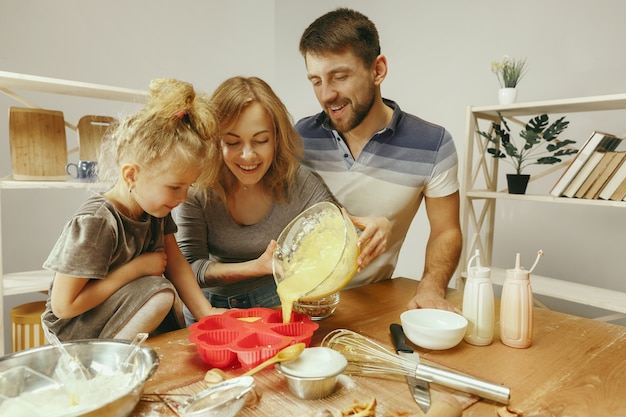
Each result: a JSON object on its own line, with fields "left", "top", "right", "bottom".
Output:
{"left": 184, "top": 281, "right": 280, "bottom": 326}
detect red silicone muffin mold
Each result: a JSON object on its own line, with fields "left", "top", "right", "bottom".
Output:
{"left": 189, "top": 308, "right": 319, "bottom": 370}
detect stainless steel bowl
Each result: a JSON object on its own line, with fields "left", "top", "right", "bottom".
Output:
{"left": 0, "top": 339, "right": 159, "bottom": 417}
{"left": 275, "top": 347, "right": 347, "bottom": 400}
{"left": 178, "top": 376, "right": 255, "bottom": 417}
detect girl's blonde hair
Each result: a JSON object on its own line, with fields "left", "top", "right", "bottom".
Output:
{"left": 206, "top": 76, "right": 303, "bottom": 203}
{"left": 99, "top": 78, "right": 218, "bottom": 188}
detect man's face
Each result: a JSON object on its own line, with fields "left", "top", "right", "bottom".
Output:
{"left": 305, "top": 51, "right": 377, "bottom": 134}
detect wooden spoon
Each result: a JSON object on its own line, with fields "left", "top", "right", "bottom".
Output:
{"left": 242, "top": 343, "right": 306, "bottom": 377}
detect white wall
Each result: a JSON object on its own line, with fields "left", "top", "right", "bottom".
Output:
{"left": 1, "top": 0, "right": 625, "bottom": 351}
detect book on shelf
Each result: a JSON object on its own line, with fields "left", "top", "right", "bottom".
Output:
{"left": 562, "top": 151, "right": 605, "bottom": 198}
{"left": 598, "top": 159, "right": 626, "bottom": 200}
{"left": 609, "top": 177, "right": 626, "bottom": 201}
{"left": 550, "top": 131, "right": 620, "bottom": 197}
{"left": 582, "top": 151, "right": 626, "bottom": 199}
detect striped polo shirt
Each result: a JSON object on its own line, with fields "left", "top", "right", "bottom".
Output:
{"left": 295, "top": 99, "right": 459, "bottom": 286}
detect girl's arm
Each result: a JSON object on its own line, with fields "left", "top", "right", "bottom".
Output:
{"left": 163, "top": 233, "right": 227, "bottom": 320}
{"left": 50, "top": 251, "right": 167, "bottom": 319}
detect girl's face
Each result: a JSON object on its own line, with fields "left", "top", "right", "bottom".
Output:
{"left": 220, "top": 101, "right": 276, "bottom": 188}
{"left": 131, "top": 165, "right": 200, "bottom": 218}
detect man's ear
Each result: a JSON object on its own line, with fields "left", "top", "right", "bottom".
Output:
{"left": 121, "top": 164, "right": 139, "bottom": 189}
{"left": 373, "top": 54, "right": 388, "bottom": 86}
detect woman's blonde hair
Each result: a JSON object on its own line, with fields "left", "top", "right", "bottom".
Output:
{"left": 206, "top": 76, "right": 303, "bottom": 203}
{"left": 98, "top": 78, "right": 218, "bottom": 188}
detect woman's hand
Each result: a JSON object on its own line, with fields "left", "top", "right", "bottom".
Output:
{"left": 255, "top": 239, "right": 277, "bottom": 275}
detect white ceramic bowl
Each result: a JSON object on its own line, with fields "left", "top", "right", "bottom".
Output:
{"left": 400, "top": 309, "right": 468, "bottom": 350}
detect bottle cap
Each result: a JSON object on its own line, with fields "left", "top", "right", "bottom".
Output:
{"left": 506, "top": 253, "right": 529, "bottom": 280}
{"left": 467, "top": 249, "right": 491, "bottom": 278}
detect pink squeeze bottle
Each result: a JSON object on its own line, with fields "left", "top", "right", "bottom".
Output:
{"left": 500, "top": 251, "right": 543, "bottom": 348}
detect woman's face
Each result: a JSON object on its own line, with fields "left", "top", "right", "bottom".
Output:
{"left": 221, "top": 101, "right": 276, "bottom": 188}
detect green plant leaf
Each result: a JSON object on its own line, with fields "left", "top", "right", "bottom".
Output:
{"left": 543, "top": 116, "right": 570, "bottom": 141}
{"left": 526, "top": 114, "right": 549, "bottom": 133}
{"left": 520, "top": 129, "right": 542, "bottom": 149}
{"left": 537, "top": 156, "right": 563, "bottom": 164}
{"left": 477, "top": 130, "right": 497, "bottom": 144}
{"left": 503, "top": 142, "right": 520, "bottom": 158}
{"left": 487, "top": 148, "right": 506, "bottom": 158}
{"left": 546, "top": 140, "right": 577, "bottom": 152}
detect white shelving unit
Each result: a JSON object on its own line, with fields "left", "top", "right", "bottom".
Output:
{"left": 460, "top": 93, "right": 626, "bottom": 322}
{"left": 0, "top": 71, "right": 147, "bottom": 355}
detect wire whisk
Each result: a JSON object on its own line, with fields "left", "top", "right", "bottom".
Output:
{"left": 322, "top": 329, "right": 510, "bottom": 404}
{"left": 323, "top": 329, "right": 419, "bottom": 376}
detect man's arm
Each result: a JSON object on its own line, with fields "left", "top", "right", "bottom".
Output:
{"left": 407, "top": 191, "right": 462, "bottom": 312}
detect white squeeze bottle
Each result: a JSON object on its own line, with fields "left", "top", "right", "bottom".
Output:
{"left": 462, "top": 250, "right": 495, "bottom": 346}
{"left": 500, "top": 250, "right": 543, "bottom": 348}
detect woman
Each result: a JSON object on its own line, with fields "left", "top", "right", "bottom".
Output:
{"left": 174, "top": 76, "right": 336, "bottom": 324}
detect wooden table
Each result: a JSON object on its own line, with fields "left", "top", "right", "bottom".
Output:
{"left": 131, "top": 278, "right": 626, "bottom": 416}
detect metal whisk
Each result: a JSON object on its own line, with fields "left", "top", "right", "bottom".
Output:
{"left": 322, "top": 329, "right": 510, "bottom": 404}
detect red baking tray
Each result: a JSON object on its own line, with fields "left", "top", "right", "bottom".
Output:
{"left": 188, "top": 308, "right": 319, "bottom": 370}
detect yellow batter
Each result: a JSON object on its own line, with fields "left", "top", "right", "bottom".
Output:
{"left": 277, "top": 207, "right": 352, "bottom": 323}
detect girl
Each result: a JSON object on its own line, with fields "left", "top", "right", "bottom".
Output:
{"left": 42, "top": 78, "right": 227, "bottom": 340}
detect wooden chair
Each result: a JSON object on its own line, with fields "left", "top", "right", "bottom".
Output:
{"left": 9, "top": 107, "right": 67, "bottom": 180}
{"left": 76, "top": 115, "right": 118, "bottom": 161}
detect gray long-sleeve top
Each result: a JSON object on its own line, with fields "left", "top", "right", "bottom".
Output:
{"left": 174, "top": 166, "right": 335, "bottom": 296}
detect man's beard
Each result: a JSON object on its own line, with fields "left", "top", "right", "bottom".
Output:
{"left": 327, "top": 87, "right": 376, "bottom": 134}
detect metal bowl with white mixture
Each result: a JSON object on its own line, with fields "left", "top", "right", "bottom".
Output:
{"left": 275, "top": 346, "right": 347, "bottom": 400}
{"left": 0, "top": 339, "right": 159, "bottom": 417}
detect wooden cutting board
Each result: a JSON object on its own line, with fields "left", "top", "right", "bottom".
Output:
{"left": 77, "top": 114, "right": 118, "bottom": 161}
{"left": 9, "top": 107, "right": 67, "bottom": 180}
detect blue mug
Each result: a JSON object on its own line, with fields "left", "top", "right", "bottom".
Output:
{"left": 66, "top": 160, "right": 97, "bottom": 182}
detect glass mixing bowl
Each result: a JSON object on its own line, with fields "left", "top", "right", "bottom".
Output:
{"left": 273, "top": 202, "right": 359, "bottom": 305}
{"left": 292, "top": 292, "right": 340, "bottom": 320}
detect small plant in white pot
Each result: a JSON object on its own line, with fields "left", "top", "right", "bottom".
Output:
{"left": 477, "top": 113, "right": 578, "bottom": 194}
{"left": 491, "top": 55, "right": 527, "bottom": 104}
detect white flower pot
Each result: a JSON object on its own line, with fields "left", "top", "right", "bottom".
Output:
{"left": 498, "top": 88, "right": 518, "bottom": 105}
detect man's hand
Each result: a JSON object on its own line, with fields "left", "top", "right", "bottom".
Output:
{"left": 407, "top": 279, "right": 460, "bottom": 314}
{"left": 346, "top": 210, "right": 390, "bottom": 269}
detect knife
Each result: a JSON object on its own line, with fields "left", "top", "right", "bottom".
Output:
{"left": 390, "top": 323, "right": 431, "bottom": 413}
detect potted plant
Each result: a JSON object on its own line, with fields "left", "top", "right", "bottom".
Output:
{"left": 491, "top": 55, "right": 527, "bottom": 104}
{"left": 477, "top": 113, "right": 578, "bottom": 194}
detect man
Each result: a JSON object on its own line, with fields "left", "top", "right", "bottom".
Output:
{"left": 295, "top": 8, "right": 462, "bottom": 312}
